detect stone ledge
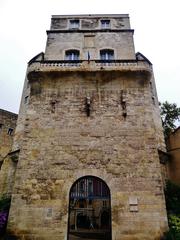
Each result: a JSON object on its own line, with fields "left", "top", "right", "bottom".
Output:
{"left": 27, "top": 60, "right": 152, "bottom": 82}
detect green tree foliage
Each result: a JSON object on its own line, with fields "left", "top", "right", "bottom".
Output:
{"left": 160, "top": 101, "right": 180, "bottom": 138}
{"left": 164, "top": 181, "right": 180, "bottom": 239}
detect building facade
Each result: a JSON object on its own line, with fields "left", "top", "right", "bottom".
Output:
{"left": 166, "top": 127, "right": 180, "bottom": 185}
{"left": 0, "top": 109, "right": 17, "bottom": 168}
{"left": 0, "top": 109, "right": 17, "bottom": 165}
{"left": 0, "top": 109, "right": 17, "bottom": 197}
{"left": 3, "top": 14, "right": 168, "bottom": 239}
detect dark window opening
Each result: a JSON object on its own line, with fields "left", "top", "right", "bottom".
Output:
{"left": 100, "top": 49, "right": 114, "bottom": 60}
{"left": 8, "top": 128, "right": 13, "bottom": 135}
{"left": 24, "top": 96, "right": 29, "bottom": 104}
{"left": 65, "top": 50, "right": 80, "bottom": 61}
{"left": 70, "top": 20, "right": 79, "bottom": 29}
{"left": 101, "top": 20, "right": 110, "bottom": 29}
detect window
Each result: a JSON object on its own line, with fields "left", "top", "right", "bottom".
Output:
{"left": 8, "top": 128, "right": 13, "bottom": 135}
{"left": 0, "top": 123, "right": 3, "bottom": 133}
{"left": 69, "top": 19, "right": 79, "bottom": 29}
{"left": 101, "top": 20, "right": 110, "bottom": 29}
{"left": 24, "top": 96, "right": 29, "bottom": 104}
{"left": 100, "top": 49, "right": 114, "bottom": 60}
{"left": 65, "top": 50, "right": 80, "bottom": 60}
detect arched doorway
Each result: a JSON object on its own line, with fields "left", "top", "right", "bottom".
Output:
{"left": 68, "top": 176, "right": 111, "bottom": 240}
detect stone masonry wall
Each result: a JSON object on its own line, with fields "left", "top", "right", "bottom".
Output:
{"left": 45, "top": 15, "right": 135, "bottom": 61}
{"left": 0, "top": 109, "right": 18, "bottom": 198}
{"left": 45, "top": 32, "right": 135, "bottom": 61}
{"left": 0, "top": 109, "right": 17, "bottom": 164}
{"left": 51, "top": 15, "right": 130, "bottom": 30}
{"left": 7, "top": 70, "right": 168, "bottom": 240}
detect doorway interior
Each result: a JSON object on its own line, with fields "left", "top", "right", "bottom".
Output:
{"left": 68, "top": 176, "right": 111, "bottom": 240}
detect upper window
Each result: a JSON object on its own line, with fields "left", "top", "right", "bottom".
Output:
{"left": 65, "top": 50, "right": 80, "bottom": 60}
{"left": 7, "top": 128, "right": 13, "bottom": 135}
{"left": 101, "top": 20, "right": 110, "bottom": 29}
{"left": 69, "top": 19, "right": 79, "bottom": 29}
{"left": 0, "top": 123, "right": 3, "bottom": 133}
{"left": 24, "top": 96, "right": 29, "bottom": 104}
{"left": 100, "top": 49, "right": 114, "bottom": 60}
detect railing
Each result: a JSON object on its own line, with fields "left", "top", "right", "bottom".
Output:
{"left": 95, "top": 59, "right": 142, "bottom": 67}
{"left": 29, "top": 59, "right": 150, "bottom": 66}
{"left": 38, "top": 60, "right": 83, "bottom": 67}
{"left": 27, "top": 59, "right": 152, "bottom": 75}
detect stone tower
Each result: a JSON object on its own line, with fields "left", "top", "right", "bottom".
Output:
{"left": 5, "top": 14, "right": 168, "bottom": 239}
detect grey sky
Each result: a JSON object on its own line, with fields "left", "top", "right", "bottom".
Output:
{"left": 0, "top": 0, "right": 180, "bottom": 114}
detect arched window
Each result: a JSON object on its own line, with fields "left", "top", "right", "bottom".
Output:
{"left": 68, "top": 176, "right": 111, "bottom": 240}
{"left": 65, "top": 50, "right": 80, "bottom": 60}
{"left": 100, "top": 49, "right": 114, "bottom": 60}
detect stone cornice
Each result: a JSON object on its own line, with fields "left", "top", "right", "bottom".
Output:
{"left": 46, "top": 29, "right": 134, "bottom": 34}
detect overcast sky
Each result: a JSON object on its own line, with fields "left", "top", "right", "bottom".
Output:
{"left": 0, "top": 0, "right": 180, "bottom": 114}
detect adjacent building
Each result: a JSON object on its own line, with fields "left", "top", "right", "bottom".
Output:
{"left": 166, "top": 127, "right": 180, "bottom": 185}
{"left": 0, "top": 109, "right": 17, "bottom": 168}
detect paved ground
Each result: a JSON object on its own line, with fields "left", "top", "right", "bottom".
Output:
{"left": 69, "top": 229, "right": 111, "bottom": 240}
{"left": 69, "top": 235, "right": 95, "bottom": 240}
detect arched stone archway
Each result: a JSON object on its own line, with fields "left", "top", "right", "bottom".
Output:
{"left": 68, "top": 176, "right": 111, "bottom": 240}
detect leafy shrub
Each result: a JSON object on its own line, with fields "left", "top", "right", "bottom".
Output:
{"left": 169, "top": 214, "right": 180, "bottom": 232}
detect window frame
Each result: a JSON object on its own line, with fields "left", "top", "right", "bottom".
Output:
{"left": 100, "top": 49, "right": 114, "bottom": 61}
{"left": 65, "top": 49, "right": 80, "bottom": 61}
{"left": 101, "top": 19, "right": 110, "bottom": 29}
{"left": 69, "top": 19, "right": 80, "bottom": 29}
{"left": 7, "top": 128, "right": 13, "bottom": 135}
